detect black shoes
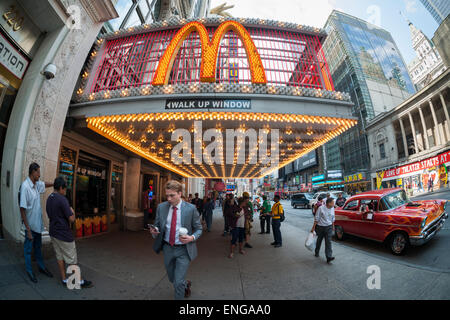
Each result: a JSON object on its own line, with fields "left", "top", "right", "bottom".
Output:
{"left": 185, "top": 280, "right": 192, "bottom": 298}
{"left": 314, "top": 253, "right": 319, "bottom": 257}
{"left": 258, "top": 232, "right": 265, "bottom": 234}
{"left": 27, "top": 272, "right": 37, "bottom": 283}
{"left": 327, "top": 257, "right": 335, "bottom": 264}
{"left": 265, "top": 232, "right": 270, "bottom": 234}
{"left": 81, "top": 280, "right": 93, "bottom": 288}
{"left": 244, "top": 243, "right": 253, "bottom": 248}
{"left": 274, "top": 244, "right": 282, "bottom": 248}
{"left": 39, "top": 268, "right": 53, "bottom": 278}
{"left": 270, "top": 242, "right": 277, "bottom": 245}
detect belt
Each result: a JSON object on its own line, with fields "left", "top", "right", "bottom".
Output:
{"left": 163, "top": 240, "right": 186, "bottom": 247}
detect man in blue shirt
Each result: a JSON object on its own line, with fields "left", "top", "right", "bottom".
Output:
{"left": 46, "top": 176, "right": 92, "bottom": 288}
{"left": 19, "top": 162, "right": 54, "bottom": 283}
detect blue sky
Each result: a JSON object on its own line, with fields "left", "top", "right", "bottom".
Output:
{"left": 210, "top": 0, "right": 440, "bottom": 65}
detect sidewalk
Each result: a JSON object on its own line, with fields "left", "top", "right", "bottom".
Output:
{"left": 1, "top": 208, "right": 449, "bottom": 300}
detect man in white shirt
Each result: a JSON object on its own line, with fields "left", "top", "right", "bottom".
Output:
{"left": 150, "top": 180, "right": 202, "bottom": 299}
{"left": 19, "top": 162, "right": 54, "bottom": 282}
{"left": 311, "top": 197, "right": 335, "bottom": 263}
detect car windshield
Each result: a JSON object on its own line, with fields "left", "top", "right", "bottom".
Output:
{"left": 380, "top": 190, "right": 409, "bottom": 210}
{"left": 305, "top": 194, "right": 313, "bottom": 199}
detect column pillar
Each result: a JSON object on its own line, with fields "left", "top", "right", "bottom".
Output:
{"left": 418, "top": 107, "right": 430, "bottom": 150}
{"left": 440, "top": 93, "right": 450, "bottom": 141}
{"left": 125, "top": 157, "right": 141, "bottom": 211}
{"left": 428, "top": 99, "right": 443, "bottom": 146}
{"left": 408, "top": 112, "right": 419, "bottom": 153}
{"left": 399, "top": 118, "right": 409, "bottom": 157}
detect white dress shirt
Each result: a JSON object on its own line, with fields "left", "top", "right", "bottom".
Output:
{"left": 19, "top": 177, "right": 45, "bottom": 233}
{"left": 164, "top": 200, "right": 182, "bottom": 245}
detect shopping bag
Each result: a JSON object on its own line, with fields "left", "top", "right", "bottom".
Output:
{"left": 305, "top": 232, "right": 317, "bottom": 252}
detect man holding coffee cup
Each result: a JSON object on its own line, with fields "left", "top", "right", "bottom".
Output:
{"left": 150, "top": 180, "right": 202, "bottom": 300}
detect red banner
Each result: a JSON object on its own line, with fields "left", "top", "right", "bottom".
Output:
{"left": 383, "top": 150, "right": 450, "bottom": 179}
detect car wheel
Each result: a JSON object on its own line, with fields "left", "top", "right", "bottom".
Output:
{"left": 389, "top": 232, "right": 408, "bottom": 255}
{"left": 335, "top": 226, "right": 344, "bottom": 240}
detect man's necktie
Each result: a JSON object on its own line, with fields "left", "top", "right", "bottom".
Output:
{"left": 169, "top": 206, "right": 178, "bottom": 246}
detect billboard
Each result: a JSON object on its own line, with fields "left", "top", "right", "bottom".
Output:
{"left": 295, "top": 150, "right": 317, "bottom": 171}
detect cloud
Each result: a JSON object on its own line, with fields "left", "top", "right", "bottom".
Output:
{"left": 403, "top": 0, "right": 418, "bottom": 13}
{"left": 209, "top": 0, "right": 336, "bottom": 28}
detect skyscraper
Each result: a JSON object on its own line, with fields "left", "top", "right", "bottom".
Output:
{"left": 322, "top": 10, "right": 415, "bottom": 187}
{"left": 419, "top": 0, "right": 450, "bottom": 24}
{"left": 104, "top": 0, "right": 211, "bottom": 32}
{"left": 407, "top": 19, "right": 446, "bottom": 90}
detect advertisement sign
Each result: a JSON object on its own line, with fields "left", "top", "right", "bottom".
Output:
{"left": 296, "top": 150, "right": 317, "bottom": 171}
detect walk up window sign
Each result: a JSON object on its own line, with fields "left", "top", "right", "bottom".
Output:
{"left": 165, "top": 99, "right": 251, "bottom": 110}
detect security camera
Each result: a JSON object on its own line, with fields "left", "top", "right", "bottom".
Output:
{"left": 41, "top": 63, "right": 57, "bottom": 79}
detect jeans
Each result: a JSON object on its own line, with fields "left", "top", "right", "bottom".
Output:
{"left": 223, "top": 215, "right": 230, "bottom": 233}
{"left": 315, "top": 225, "right": 333, "bottom": 259}
{"left": 24, "top": 230, "right": 46, "bottom": 275}
{"left": 205, "top": 211, "right": 213, "bottom": 231}
{"left": 271, "top": 219, "right": 282, "bottom": 245}
{"left": 260, "top": 216, "right": 271, "bottom": 233}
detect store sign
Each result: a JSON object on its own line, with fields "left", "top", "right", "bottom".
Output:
{"left": 327, "top": 170, "right": 342, "bottom": 179}
{"left": 165, "top": 99, "right": 251, "bottom": 110}
{"left": 380, "top": 150, "right": 450, "bottom": 180}
{"left": 344, "top": 172, "right": 366, "bottom": 182}
{"left": 312, "top": 174, "right": 325, "bottom": 182}
{"left": 0, "top": 1, "right": 41, "bottom": 55}
{"left": 152, "top": 21, "right": 266, "bottom": 85}
{"left": 0, "top": 32, "right": 29, "bottom": 79}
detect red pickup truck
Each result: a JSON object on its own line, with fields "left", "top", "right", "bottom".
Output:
{"left": 334, "top": 188, "right": 448, "bottom": 255}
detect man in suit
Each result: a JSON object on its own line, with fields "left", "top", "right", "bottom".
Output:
{"left": 150, "top": 180, "right": 202, "bottom": 300}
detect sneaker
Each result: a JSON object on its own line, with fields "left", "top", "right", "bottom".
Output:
{"left": 314, "top": 253, "right": 319, "bottom": 257}
{"left": 274, "top": 244, "right": 282, "bottom": 248}
{"left": 327, "top": 257, "right": 335, "bottom": 264}
{"left": 270, "top": 242, "right": 277, "bottom": 245}
{"left": 81, "top": 279, "right": 93, "bottom": 288}
{"left": 244, "top": 243, "right": 252, "bottom": 248}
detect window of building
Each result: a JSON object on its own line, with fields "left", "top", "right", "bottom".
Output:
{"left": 379, "top": 143, "right": 386, "bottom": 159}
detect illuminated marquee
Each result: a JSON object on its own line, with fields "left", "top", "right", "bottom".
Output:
{"left": 152, "top": 21, "right": 267, "bottom": 85}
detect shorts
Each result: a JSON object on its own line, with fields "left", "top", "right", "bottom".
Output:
{"left": 231, "top": 227, "right": 245, "bottom": 245}
{"left": 51, "top": 237, "right": 78, "bottom": 265}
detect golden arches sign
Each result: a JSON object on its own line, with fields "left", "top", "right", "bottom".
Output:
{"left": 152, "top": 21, "right": 267, "bottom": 85}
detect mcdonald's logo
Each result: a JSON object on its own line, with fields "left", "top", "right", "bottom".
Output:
{"left": 152, "top": 21, "right": 267, "bottom": 85}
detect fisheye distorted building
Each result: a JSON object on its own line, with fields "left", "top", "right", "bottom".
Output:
{"left": 0, "top": 0, "right": 357, "bottom": 242}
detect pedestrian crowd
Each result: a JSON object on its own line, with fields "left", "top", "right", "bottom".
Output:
{"left": 18, "top": 160, "right": 340, "bottom": 300}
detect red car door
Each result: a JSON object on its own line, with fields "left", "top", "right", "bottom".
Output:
{"left": 337, "top": 199, "right": 362, "bottom": 235}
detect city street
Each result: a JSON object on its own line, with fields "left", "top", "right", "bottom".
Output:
{"left": 280, "top": 189, "right": 450, "bottom": 273}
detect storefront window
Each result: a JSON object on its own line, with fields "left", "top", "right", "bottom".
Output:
{"left": 75, "top": 151, "right": 108, "bottom": 216}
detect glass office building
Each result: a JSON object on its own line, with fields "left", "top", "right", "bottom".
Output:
{"left": 104, "top": 0, "right": 211, "bottom": 32}
{"left": 322, "top": 11, "right": 415, "bottom": 187}
{"left": 419, "top": 0, "right": 450, "bottom": 24}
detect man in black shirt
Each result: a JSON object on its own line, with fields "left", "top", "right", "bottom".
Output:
{"left": 46, "top": 177, "right": 92, "bottom": 288}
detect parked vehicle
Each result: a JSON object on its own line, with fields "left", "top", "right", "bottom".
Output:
{"left": 291, "top": 193, "right": 313, "bottom": 209}
{"left": 334, "top": 188, "right": 448, "bottom": 255}
{"left": 309, "top": 191, "right": 348, "bottom": 212}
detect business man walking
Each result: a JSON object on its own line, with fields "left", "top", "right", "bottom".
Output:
{"left": 150, "top": 180, "right": 202, "bottom": 300}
